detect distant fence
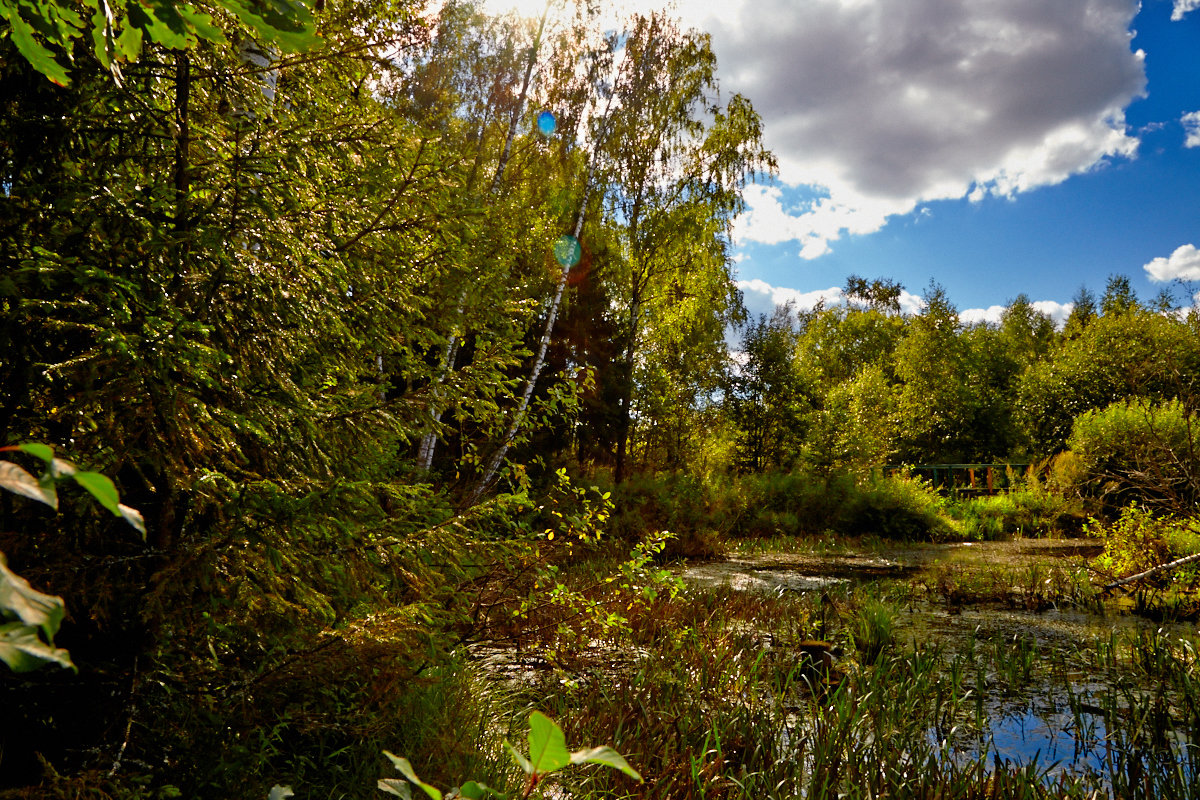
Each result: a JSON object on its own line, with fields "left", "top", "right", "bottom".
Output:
{"left": 882, "top": 463, "right": 1033, "bottom": 495}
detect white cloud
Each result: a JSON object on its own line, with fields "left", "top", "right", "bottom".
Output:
{"left": 1173, "top": 0, "right": 1200, "bottom": 21}
{"left": 896, "top": 291, "right": 926, "bottom": 316}
{"left": 1031, "top": 300, "right": 1074, "bottom": 328}
{"left": 737, "top": 278, "right": 924, "bottom": 319}
{"left": 1183, "top": 111, "right": 1200, "bottom": 148}
{"left": 960, "top": 305, "right": 1008, "bottom": 325}
{"left": 1144, "top": 244, "right": 1200, "bottom": 282}
{"left": 942, "top": 299, "right": 1074, "bottom": 327}
{"left": 737, "top": 279, "right": 844, "bottom": 319}
{"left": 690, "top": 0, "right": 1146, "bottom": 254}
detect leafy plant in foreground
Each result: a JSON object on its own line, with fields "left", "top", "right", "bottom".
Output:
{"left": 0, "top": 443, "right": 144, "bottom": 672}
{"left": 379, "top": 711, "right": 641, "bottom": 799}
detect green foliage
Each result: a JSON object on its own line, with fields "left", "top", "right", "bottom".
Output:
{"left": 726, "top": 303, "right": 810, "bottom": 472}
{"left": 380, "top": 711, "right": 640, "bottom": 800}
{"left": 596, "top": 11, "right": 774, "bottom": 480}
{"left": 1092, "top": 503, "right": 1196, "bottom": 580}
{"left": 892, "top": 284, "right": 1002, "bottom": 464}
{"left": 805, "top": 363, "right": 897, "bottom": 474}
{"left": 606, "top": 468, "right": 962, "bottom": 544}
{"left": 952, "top": 480, "right": 1087, "bottom": 540}
{"left": 0, "top": 554, "right": 73, "bottom": 672}
{"left": 0, "top": 0, "right": 318, "bottom": 86}
{"left": 0, "top": 443, "right": 143, "bottom": 674}
{"left": 846, "top": 598, "right": 894, "bottom": 666}
{"left": 843, "top": 472, "right": 961, "bottom": 541}
{"left": 1067, "top": 398, "right": 1199, "bottom": 511}
{"left": 1017, "top": 310, "right": 1200, "bottom": 454}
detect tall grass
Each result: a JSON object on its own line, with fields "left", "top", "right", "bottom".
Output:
{"left": 953, "top": 485, "right": 1088, "bottom": 540}
{"left": 604, "top": 469, "right": 963, "bottom": 548}
{"left": 486, "top": 579, "right": 1200, "bottom": 799}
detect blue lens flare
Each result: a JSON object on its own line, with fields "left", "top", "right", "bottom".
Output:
{"left": 537, "top": 111, "right": 557, "bottom": 137}
{"left": 554, "top": 235, "right": 582, "bottom": 268}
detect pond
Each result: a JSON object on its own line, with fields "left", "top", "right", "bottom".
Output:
{"left": 681, "top": 538, "right": 1200, "bottom": 793}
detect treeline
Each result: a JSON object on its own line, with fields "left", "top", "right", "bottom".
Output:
{"left": 1, "top": 0, "right": 1198, "bottom": 795}
{"left": 725, "top": 278, "right": 1200, "bottom": 499}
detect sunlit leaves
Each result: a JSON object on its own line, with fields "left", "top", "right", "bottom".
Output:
{"left": 0, "top": 557, "right": 74, "bottom": 672}
{"left": 382, "top": 712, "right": 639, "bottom": 800}
{"left": 0, "top": 445, "right": 146, "bottom": 535}
{"left": 0, "top": 462, "right": 58, "bottom": 509}
{"left": 1, "top": 0, "right": 319, "bottom": 85}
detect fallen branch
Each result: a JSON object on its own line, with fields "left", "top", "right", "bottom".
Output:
{"left": 1102, "top": 551, "right": 1200, "bottom": 592}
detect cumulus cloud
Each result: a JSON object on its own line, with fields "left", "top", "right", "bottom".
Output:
{"left": 1031, "top": 300, "right": 1075, "bottom": 328}
{"left": 960, "top": 300, "right": 1074, "bottom": 327}
{"left": 737, "top": 278, "right": 924, "bottom": 320}
{"left": 737, "top": 279, "right": 844, "bottom": 320}
{"left": 960, "top": 305, "right": 1007, "bottom": 326}
{"left": 689, "top": 0, "right": 1146, "bottom": 255}
{"left": 1183, "top": 111, "right": 1200, "bottom": 148}
{"left": 1173, "top": 0, "right": 1200, "bottom": 20}
{"left": 1144, "top": 244, "right": 1200, "bottom": 282}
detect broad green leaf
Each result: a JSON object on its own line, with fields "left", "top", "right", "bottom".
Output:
{"left": 267, "top": 787, "right": 294, "bottom": 800}
{"left": 456, "top": 781, "right": 502, "bottom": 800}
{"left": 146, "top": 0, "right": 190, "bottom": 36}
{"left": 569, "top": 746, "right": 643, "bottom": 781}
{"left": 0, "top": 462, "right": 57, "bottom": 509}
{"left": 35, "top": 0, "right": 84, "bottom": 39}
{"left": 217, "top": 0, "right": 318, "bottom": 52}
{"left": 16, "top": 443, "right": 54, "bottom": 465}
{"left": 0, "top": 555, "right": 66, "bottom": 638}
{"left": 526, "top": 711, "right": 570, "bottom": 774}
{"left": 127, "top": 0, "right": 188, "bottom": 49}
{"left": 72, "top": 470, "right": 120, "bottom": 514}
{"left": 0, "top": 621, "right": 75, "bottom": 672}
{"left": 114, "top": 23, "right": 143, "bottom": 60}
{"left": 89, "top": 2, "right": 113, "bottom": 68}
{"left": 0, "top": 5, "right": 71, "bottom": 85}
{"left": 382, "top": 752, "right": 442, "bottom": 800}
{"left": 378, "top": 779, "right": 413, "bottom": 799}
{"left": 502, "top": 740, "right": 533, "bottom": 775}
{"left": 177, "top": 6, "right": 226, "bottom": 44}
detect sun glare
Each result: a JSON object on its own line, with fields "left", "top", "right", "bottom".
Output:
{"left": 475, "top": 0, "right": 558, "bottom": 21}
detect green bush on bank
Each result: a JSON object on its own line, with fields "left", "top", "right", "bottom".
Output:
{"left": 1067, "top": 398, "right": 1199, "bottom": 512}
{"left": 1092, "top": 504, "right": 1200, "bottom": 583}
{"left": 602, "top": 469, "right": 965, "bottom": 548}
{"left": 951, "top": 484, "right": 1088, "bottom": 540}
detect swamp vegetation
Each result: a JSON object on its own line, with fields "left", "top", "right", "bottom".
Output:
{"left": 3, "top": 0, "right": 1200, "bottom": 797}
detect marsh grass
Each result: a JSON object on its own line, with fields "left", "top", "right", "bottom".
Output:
{"left": 399, "top": 526, "right": 1200, "bottom": 800}
{"left": 953, "top": 485, "right": 1088, "bottom": 540}
{"left": 489, "top": 572, "right": 1200, "bottom": 800}
{"left": 920, "top": 561, "right": 1100, "bottom": 612}
{"left": 845, "top": 597, "right": 895, "bottom": 665}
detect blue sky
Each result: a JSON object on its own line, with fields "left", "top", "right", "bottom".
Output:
{"left": 482, "top": 0, "right": 1200, "bottom": 325}
{"left": 685, "top": 0, "right": 1200, "bottom": 324}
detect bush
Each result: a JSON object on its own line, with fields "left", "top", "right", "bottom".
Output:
{"left": 1093, "top": 504, "right": 1192, "bottom": 579}
{"left": 953, "top": 483, "right": 1087, "bottom": 540}
{"left": 1067, "top": 398, "right": 1199, "bottom": 513}
{"left": 605, "top": 469, "right": 962, "bottom": 546}
{"left": 843, "top": 473, "right": 960, "bottom": 540}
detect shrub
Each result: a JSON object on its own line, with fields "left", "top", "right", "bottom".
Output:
{"left": 953, "top": 483, "right": 1087, "bottom": 540}
{"left": 1093, "top": 504, "right": 1187, "bottom": 580}
{"left": 1067, "top": 398, "right": 1199, "bottom": 513}
{"left": 843, "top": 473, "right": 960, "bottom": 541}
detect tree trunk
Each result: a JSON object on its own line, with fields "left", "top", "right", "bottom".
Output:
{"left": 417, "top": 2, "right": 550, "bottom": 472}
{"left": 1102, "top": 551, "right": 1200, "bottom": 592}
